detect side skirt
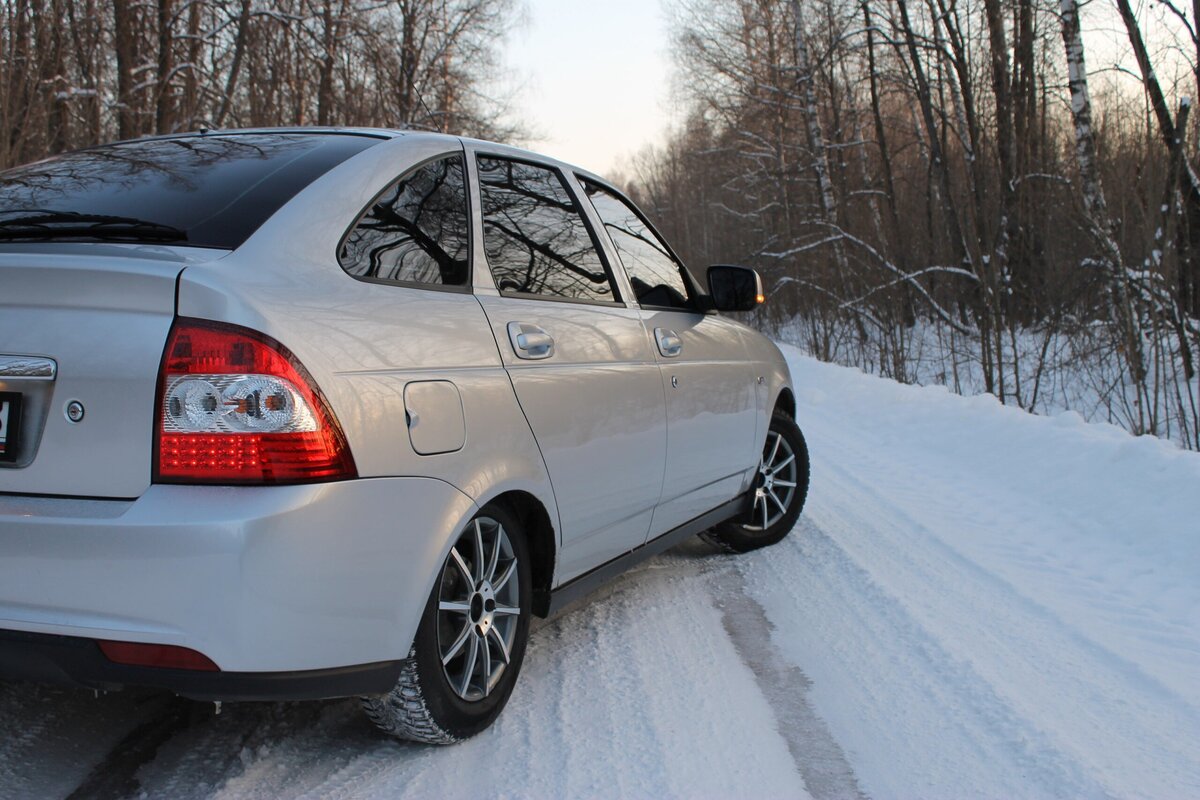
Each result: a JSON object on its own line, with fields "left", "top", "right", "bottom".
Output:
{"left": 544, "top": 492, "right": 750, "bottom": 616}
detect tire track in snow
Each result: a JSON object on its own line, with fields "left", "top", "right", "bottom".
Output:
{"left": 812, "top": 454, "right": 1200, "bottom": 796}
{"left": 199, "top": 551, "right": 806, "bottom": 800}
{"left": 0, "top": 683, "right": 166, "bottom": 800}
{"left": 708, "top": 553, "right": 866, "bottom": 800}
{"left": 749, "top": 370, "right": 1200, "bottom": 798}
{"left": 745, "top": 517, "right": 1113, "bottom": 799}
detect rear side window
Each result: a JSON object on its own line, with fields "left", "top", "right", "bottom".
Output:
{"left": 477, "top": 156, "right": 617, "bottom": 303}
{"left": 581, "top": 180, "right": 692, "bottom": 309}
{"left": 339, "top": 155, "right": 469, "bottom": 287}
{"left": 0, "top": 133, "right": 377, "bottom": 250}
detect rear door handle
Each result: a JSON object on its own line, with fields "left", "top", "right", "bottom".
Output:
{"left": 655, "top": 328, "right": 682, "bottom": 358}
{"left": 507, "top": 322, "right": 555, "bottom": 360}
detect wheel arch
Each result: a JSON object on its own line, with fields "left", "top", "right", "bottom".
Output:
{"left": 480, "top": 489, "right": 557, "bottom": 618}
{"left": 774, "top": 386, "right": 796, "bottom": 419}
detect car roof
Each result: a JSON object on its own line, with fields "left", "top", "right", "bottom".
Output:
{"left": 53, "top": 126, "right": 614, "bottom": 194}
{"left": 88, "top": 128, "right": 609, "bottom": 183}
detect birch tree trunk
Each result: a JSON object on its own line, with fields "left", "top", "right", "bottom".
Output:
{"left": 789, "top": 0, "right": 860, "bottom": 344}
{"left": 1059, "top": 0, "right": 1151, "bottom": 429}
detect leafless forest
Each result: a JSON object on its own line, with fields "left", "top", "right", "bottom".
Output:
{"left": 2, "top": 0, "right": 1199, "bottom": 448}
{"left": 0, "top": 0, "right": 520, "bottom": 162}
{"left": 631, "top": 0, "right": 1200, "bottom": 448}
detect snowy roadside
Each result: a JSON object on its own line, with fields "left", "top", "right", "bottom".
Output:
{"left": 758, "top": 346, "right": 1200, "bottom": 798}
{"left": 0, "top": 346, "right": 1196, "bottom": 799}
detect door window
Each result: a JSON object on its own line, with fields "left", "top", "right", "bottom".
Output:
{"left": 477, "top": 157, "right": 617, "bottom": 303}
{"left": 581, "top": 180, "right": 693, "bottom": 310}
{"left": 339, "top": 155, "right": 470, "bottom": 287}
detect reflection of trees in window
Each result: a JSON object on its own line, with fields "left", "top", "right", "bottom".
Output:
{"left": 340, "top": 156, "right": 469, "bottom": 286}
{"left": 0, "top": 134, "right": 374, "bottom": 249}
{"left": 582, "top": 181, "right": 691, "bottom": 309}
{"left": 3, "top": 136, "right": 290, "bottom": 201}
{"left": 477, "top": 157, "right": 614, "bottom": 302}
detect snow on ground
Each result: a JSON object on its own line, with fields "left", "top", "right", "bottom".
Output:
{"left": 1, "top": 345, "right": 1197, "bottom": 799}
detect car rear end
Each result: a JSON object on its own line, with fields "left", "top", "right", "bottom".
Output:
{"left": 0, "top": 130, "right": 475, "bottom": 699}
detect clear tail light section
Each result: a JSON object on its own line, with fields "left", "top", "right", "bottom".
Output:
{"left": 154, "top": 318, "right": 356, "bottom": 484}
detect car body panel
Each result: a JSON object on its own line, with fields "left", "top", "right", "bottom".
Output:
{"left": 561, "top": 161, "right": 762, "bottom": 539}
{"left": 476, "top": 294, "right": 667, "bottom": 583}
{"left": 0, "top": 478, "right": 477, "bottom": 671}
{"left": 459, "top": 143, "right": 670, "bottom": 582}
{"left": 173, "top": 140, "right": 563, "bottom": 560}
{"left": 639, "top": 308, "right": 760, "bottom": 537}
{"left": 0, "top": 244, "right": 218, "bottom": 498}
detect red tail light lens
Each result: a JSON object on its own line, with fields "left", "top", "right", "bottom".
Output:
{"left": 154, "top": 318, "right": 357, "bottom": 484}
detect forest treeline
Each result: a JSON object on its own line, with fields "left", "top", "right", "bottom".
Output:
{"left": 0, "top": 0, "right": 518, "bottom": 168}
{"left": 2, "top": 0, "right": 1198, "bottom": 447}
{"left": 628, "top": 0, "right": 1200, "bottom": 447}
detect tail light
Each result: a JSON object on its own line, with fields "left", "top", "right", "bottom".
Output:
{"left": 154, "top": 318, "right": 356, "bottom": 484}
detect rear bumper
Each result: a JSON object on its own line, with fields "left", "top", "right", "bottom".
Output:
{"left": 0, "top": 628, "right": 401, "bottom": 701}
{"left": 0, "top": 479, "right": 477, "bottom": 689}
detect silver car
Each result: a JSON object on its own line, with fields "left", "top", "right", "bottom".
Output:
{"left": 0, "top": 129, "right": 809, "bottom": 743}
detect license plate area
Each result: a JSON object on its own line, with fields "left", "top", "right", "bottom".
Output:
{"left": 0, "top": 392, "right": 21, "bottom": 462}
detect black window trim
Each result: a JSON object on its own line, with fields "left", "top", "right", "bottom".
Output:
{"left": 475, "top": 152, "right": 625, "bottom": 307}
{"left": 336, "top": 148, "right": 474, "bottom": 295}
{"left": 576, "top": 174, "right": 707, "bottom": 313}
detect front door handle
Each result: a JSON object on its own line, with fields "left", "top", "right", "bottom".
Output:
{"left": 655, "top": 328, "right": 682, "bottom": 358}
{"left": 507, "top": 322, "right": 555, "bottom": 360}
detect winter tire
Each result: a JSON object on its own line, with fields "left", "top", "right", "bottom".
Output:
{"left": 703, "top": 410, "right": 809, "bottom": 553}
{"left": 362, "top": 503, "right": 532, "bottom": 743}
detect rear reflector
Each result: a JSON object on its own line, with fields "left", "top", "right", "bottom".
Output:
{"left": 97, "top": 640, "right": 220, "bottom": 671}
{"left": 154, "top": 318, "right": 356, "bottom": 484}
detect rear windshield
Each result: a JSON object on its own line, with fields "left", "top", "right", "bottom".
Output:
{"left": 0, "top": 133, "right": 379, "bottom": 249}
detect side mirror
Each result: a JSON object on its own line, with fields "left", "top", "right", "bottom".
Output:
{"left": 707, "top": 265, "right": 764, "bottom": 312}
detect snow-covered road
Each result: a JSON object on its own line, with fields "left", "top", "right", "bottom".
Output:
{"left": 3, "top": 346, "right": 1197, "bottom": 799}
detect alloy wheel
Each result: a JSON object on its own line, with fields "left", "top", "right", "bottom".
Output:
{"left": 436, "top": 516, "right": 522, "bottom": 702}
{"left": 745, "top": 430, "right": 799, "bottom": 531}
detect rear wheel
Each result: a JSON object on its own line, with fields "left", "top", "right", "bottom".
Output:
{"left": 362, "top": 503, "right": 531, "bottom": 743}
{"left": 703, "top": 411, "right": 809, "bottom": 553}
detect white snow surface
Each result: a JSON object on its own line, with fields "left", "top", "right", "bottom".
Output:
{"left": 1, "top": 345, "right": 1197, "bottom": 799}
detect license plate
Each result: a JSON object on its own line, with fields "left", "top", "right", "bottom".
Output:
{"left": 0, "top": 392, "right": 20, "bottom": 461}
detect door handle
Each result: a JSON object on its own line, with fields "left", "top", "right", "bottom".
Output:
{"left": 507, "top": 322, "right": 555, "bottom": 360}
{"left": 655, "top": 328, "right": 682, "bottom": 358}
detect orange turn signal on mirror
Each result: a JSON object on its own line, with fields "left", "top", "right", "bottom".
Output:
{"left": 756, "top": 294, "right": 765, "bottom": 304}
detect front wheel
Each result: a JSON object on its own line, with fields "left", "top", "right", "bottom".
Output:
{"left": 703, "top": 411, "right": 810, "bottom": 553}
{"left": 362, "top": 503, "right": 532, "bottom": 743}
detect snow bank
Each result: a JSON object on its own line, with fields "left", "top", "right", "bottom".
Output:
{"left": 758, "top": 345, "right": 1200, "bottom": 798}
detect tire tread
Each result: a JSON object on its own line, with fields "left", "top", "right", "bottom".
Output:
{"left": 360, "top": 650, "right": 458, "bottom": 745}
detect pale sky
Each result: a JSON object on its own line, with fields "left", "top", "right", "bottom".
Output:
{"left": 504, "top": 0, "right": 676, "bottom": 177}
{"left": 501, "top": 0, "right": 1196, "bottom": 178}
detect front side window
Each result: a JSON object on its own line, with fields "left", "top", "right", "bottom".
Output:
{"left": 582, "top": 180, "right": 692, "bottom": 309}
{"left": 477, "top": 157, "right": 616, "bottom": 303}
{"left": 339, "top": 155, "right": 469, "bottom": 287}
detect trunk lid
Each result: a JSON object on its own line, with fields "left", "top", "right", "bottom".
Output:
{"left": 0, "top": 244, "right": 208, "bottom": 498}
